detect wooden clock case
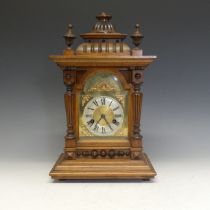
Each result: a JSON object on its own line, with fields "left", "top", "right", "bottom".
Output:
{"left": 49, "top": 12, "right": 157, "bottom": 180}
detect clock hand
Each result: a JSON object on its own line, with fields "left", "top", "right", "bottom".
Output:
{"left": 102, "top": 115, "right": 113, "bottom": 131}
{"left": 93, "top": 115, "right": 103, "bottom": 131}
{"left": 95, "top": 115, "right": 103, "bottom": 125}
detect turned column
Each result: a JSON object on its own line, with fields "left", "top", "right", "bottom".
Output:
{"left": 63, "top": 69, "right": 76, "bottom": 159}
{"left": 131, "top": 68, "right": 144, "bottom": 159}
{"left": 130, "top": 23, "right": 145, "bottom": 159}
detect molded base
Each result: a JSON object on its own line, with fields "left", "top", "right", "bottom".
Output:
{"left": 49, "top": 153, "right": 156, "bottom": 180}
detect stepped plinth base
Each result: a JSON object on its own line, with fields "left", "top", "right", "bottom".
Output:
{"left": 49, "top": 153, "right": 156, "bottom": 180}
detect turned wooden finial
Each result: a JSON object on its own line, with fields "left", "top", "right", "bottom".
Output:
{"left": 96, "top": 12, "right": 112, "bottom": 22}
{"left": 64, "top": 23, "right": 76, "bottom": 48}
{"left": 131, "top": 23, "right": 144, "bottom": 49}
{"left": 92, "top": 12, "right": 116, "bottom": 33}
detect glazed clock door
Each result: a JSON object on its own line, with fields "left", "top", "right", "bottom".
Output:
{"left": 78, "top": 71, "right": 129, "bottom": 141}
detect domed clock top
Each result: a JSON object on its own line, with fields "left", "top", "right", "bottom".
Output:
{"left": 61, "top": 12, "right": 147, "bottom": 56}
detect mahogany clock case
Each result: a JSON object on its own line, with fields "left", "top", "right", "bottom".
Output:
{"left": 49, "top": 12, "right": 157, "bottom": 180}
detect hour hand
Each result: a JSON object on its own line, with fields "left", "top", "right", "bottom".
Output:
{"left": 96, "top": 115, "right": 102, "bottom": 124}
{"left": 94, "top": 115, "right": 102, "bottom": 128}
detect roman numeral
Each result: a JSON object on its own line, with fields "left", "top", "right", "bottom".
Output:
{"left": 101, "top": 97, "right": 106, "bottom": 105}
{"left": 88, "top": 107, "right": 94, "bottom": 111}
{"left": 102, "top": 127, "right": 106, "bottom": 134}
{"left": 113, "top": 106, "right": 119, "bottom": 111}
{"left": 109, "top": 101, "right": 113, "bottom": 107}
{"left": 86, "top": 114, "right": 92, "bottom": 118}
{"left": 93, "top": 124, "right": 99, "bottom": 131}
{"left": 114, "top": 114, "right": 122, "bottom": 118}
{"left": 112, "top": 119, "right": 120, "bottom": 126}
{"left": 87, "top": 119, "right": 94, "bottom": 127}
{"left": 93, "top": 100, "right": 98, "bottom": 106}
{"left": 108, "top": 124, "right": 113, "bottom": 131}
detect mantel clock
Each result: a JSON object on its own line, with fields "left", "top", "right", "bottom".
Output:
{"left": 49, "top": 12, "right": 157, "bottom": 180}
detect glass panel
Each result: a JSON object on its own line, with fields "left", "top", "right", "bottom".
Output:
{"left": 79, "top": 72, "right": 128, "bottom": 139}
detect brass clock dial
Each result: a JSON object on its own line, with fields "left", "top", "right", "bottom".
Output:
{"left": 83, "top": 96, "right": 124, "bottom": 136}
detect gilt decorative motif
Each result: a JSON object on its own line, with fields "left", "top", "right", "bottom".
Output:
{"left": 88, "top": 81, "right": 119, "bottom": 92}
{"left": 81, "top": 95, "right": 92, "bottom": 107}
{"left": 115, "top": 94, "right": 125, "bottom": 107}
{"left": 79, "top": 123, "right": 93, "bottom": 136}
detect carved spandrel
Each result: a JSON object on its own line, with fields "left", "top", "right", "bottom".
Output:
{"left": 119, "top": 70, "right": 132, "bottom": 84}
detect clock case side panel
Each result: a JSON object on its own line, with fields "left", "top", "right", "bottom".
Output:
{"left": 74, "top": 68, "right": 134, "bottom": 155}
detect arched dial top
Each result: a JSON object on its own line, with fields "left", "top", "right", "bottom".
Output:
{"left": 83, "top": 96, "right": 124, "bottom": 136}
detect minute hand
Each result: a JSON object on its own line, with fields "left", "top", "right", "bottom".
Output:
{"left": 103, "top": 115, "right": 113, "bottom": 131}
